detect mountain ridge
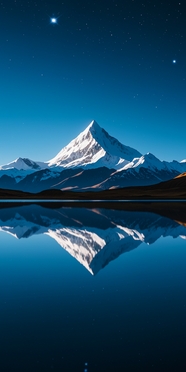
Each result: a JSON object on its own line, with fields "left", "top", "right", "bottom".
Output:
{"left": 0, "top": 120, "right": 186, "bottom": 192}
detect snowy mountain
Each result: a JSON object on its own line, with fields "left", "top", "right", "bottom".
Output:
{"left": 0, "top": 120, "right": 186, "bottom": 192}
{"left": 0, "top": 204, "right": 185, "bottom": 275}
{"left": 47, "top": 120, "right": 142, "bottom": 169}
{"left": 0, "top": 157, "right": 46, "bottom": 171}
{"left": 118, "top": 152, "right": 186, "bottom": 175}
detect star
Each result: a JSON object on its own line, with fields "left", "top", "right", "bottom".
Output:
{"left": 172, "top": 60, "right": 176, "bottom": 64}
{"left": 51, "top": 18, "right": 57, "bottom": 24}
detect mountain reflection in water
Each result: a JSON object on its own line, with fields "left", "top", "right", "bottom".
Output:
{"left": 1, "top": 203, "right": 186, "bottom": 372}
{"left": 0, "top": 203, "right": 186, "bottom": 275}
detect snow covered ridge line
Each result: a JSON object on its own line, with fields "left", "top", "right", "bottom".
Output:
{"left": 0, "top": 157, "right": 47, "bottom": 171}
{"left": 0, "top": 120, "right": 186, "bottom": 192}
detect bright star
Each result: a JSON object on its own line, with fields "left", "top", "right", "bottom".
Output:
{"left": 173, "top": 60, "right": 176, "bottom": 64}
{"left": 51, "top": 18, "right": 57, "bottom": 24}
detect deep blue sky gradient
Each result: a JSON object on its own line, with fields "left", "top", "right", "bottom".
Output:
{"left": 0, "top": 0, "right": 185, "bottom": 164}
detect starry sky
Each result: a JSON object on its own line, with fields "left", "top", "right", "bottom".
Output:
{"left": 0, "top": 0, "right": 185, "bottom": 164}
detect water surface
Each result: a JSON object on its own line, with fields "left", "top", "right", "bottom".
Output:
{"left": 0, "top": 203, "right": 186, "bottom": 371}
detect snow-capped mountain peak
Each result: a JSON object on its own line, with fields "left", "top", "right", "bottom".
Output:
{"left": 47, "top": 120, "right": 142, "bottom": 169}
{"left": 0, "top": 157, "right": 46, "bottom": 171}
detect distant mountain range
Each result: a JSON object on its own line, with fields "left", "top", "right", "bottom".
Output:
{"left": 0, "top": 204, "right": 185, "bottom": 275}
{"left": 1, "top": 120, "right": 186, "bottom": 192}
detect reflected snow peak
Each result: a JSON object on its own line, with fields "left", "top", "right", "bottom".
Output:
{"left": 0, "top": 204, "right": 185, "bottom": 275}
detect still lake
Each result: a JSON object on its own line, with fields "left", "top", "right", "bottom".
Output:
{"left": 0, "top": 203, "right": 186, "bottom": 372}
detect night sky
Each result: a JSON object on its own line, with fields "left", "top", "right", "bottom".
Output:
{"left": 0, "top": 0, "right": 185, "bottom": 164}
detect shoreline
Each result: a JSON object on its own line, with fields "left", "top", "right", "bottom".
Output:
{"left": 0, "top": 200, "right": 186, "bottom": 225}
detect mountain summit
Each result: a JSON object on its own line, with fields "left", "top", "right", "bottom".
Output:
{"left": 48, "top": 120, "right": 142, "bottom": 169}
{"left": 0, "top": 157, "right": 45, "bottom": 171}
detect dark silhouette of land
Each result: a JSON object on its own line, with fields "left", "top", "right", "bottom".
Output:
{"left": 0, "top": 172, "right": 186, "bottom": 200}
